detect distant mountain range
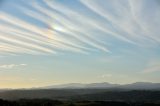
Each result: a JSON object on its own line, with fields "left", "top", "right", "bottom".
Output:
{"left": 0, "top": 82, "right": 160, "bottom": 101}
{"left": 41, "top": 82, "right": 160, "bottom": 90}
{"left": 42, "top": 82, "right": 119, "bottom": 89}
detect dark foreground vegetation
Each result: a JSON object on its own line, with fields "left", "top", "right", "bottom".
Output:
{"left": 0, "top": 89, "right": 160, "bottom": 106}
{"left": 0, "top": 99, "right": 160, "bottom": 106}
{"left": 0, "top": 89, "right": 160, "bottom": 102}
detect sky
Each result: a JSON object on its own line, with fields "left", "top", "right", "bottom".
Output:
{"left": 0, "top": 0, "right": 160, "bottom": 88}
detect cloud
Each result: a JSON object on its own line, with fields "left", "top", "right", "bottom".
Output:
{"left": 144, "top": 66, "right": 160, "bottom": 73}
{"left": 0, "top": 64, "right": 27, "bottom": 69}
{"left": 31, "top": 1, "right": 110, "bottom": 52}
{"left": 0, "top": 11, "right": 93, "bottom": 55}
{"left": 0, "top": 0, "right": 160, "bottom": 56}
{"left": 142, "top": 60, "right": 160, "bottom": 73}
{"left": 80, "top": 0, "right": 160, "bottom": 46}
{"left": 101, "top": 74, "right": 112, "bottom": 78}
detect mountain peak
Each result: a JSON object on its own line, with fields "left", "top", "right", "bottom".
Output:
{"left": 41, "top": 82, "right": 160, "bottom": 90}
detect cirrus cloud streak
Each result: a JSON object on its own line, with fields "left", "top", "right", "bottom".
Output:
{"left": 0, "top": 0, "right": 160, "bottom": 56}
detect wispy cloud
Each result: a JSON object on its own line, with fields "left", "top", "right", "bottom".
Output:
{"left": 142, "top": 60, "right": 160, "bottom": 73}
{"left": 101, "top": 74, "right": 112, "bottom": 78}
{"left": 0, "top": 64, "right": 27, "bottom": 69}
{"left": 0, "top": 0, "right": 159, "bottom": 56}
{"left": 80, "top": 0, "right": 160, "bottom": 46}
